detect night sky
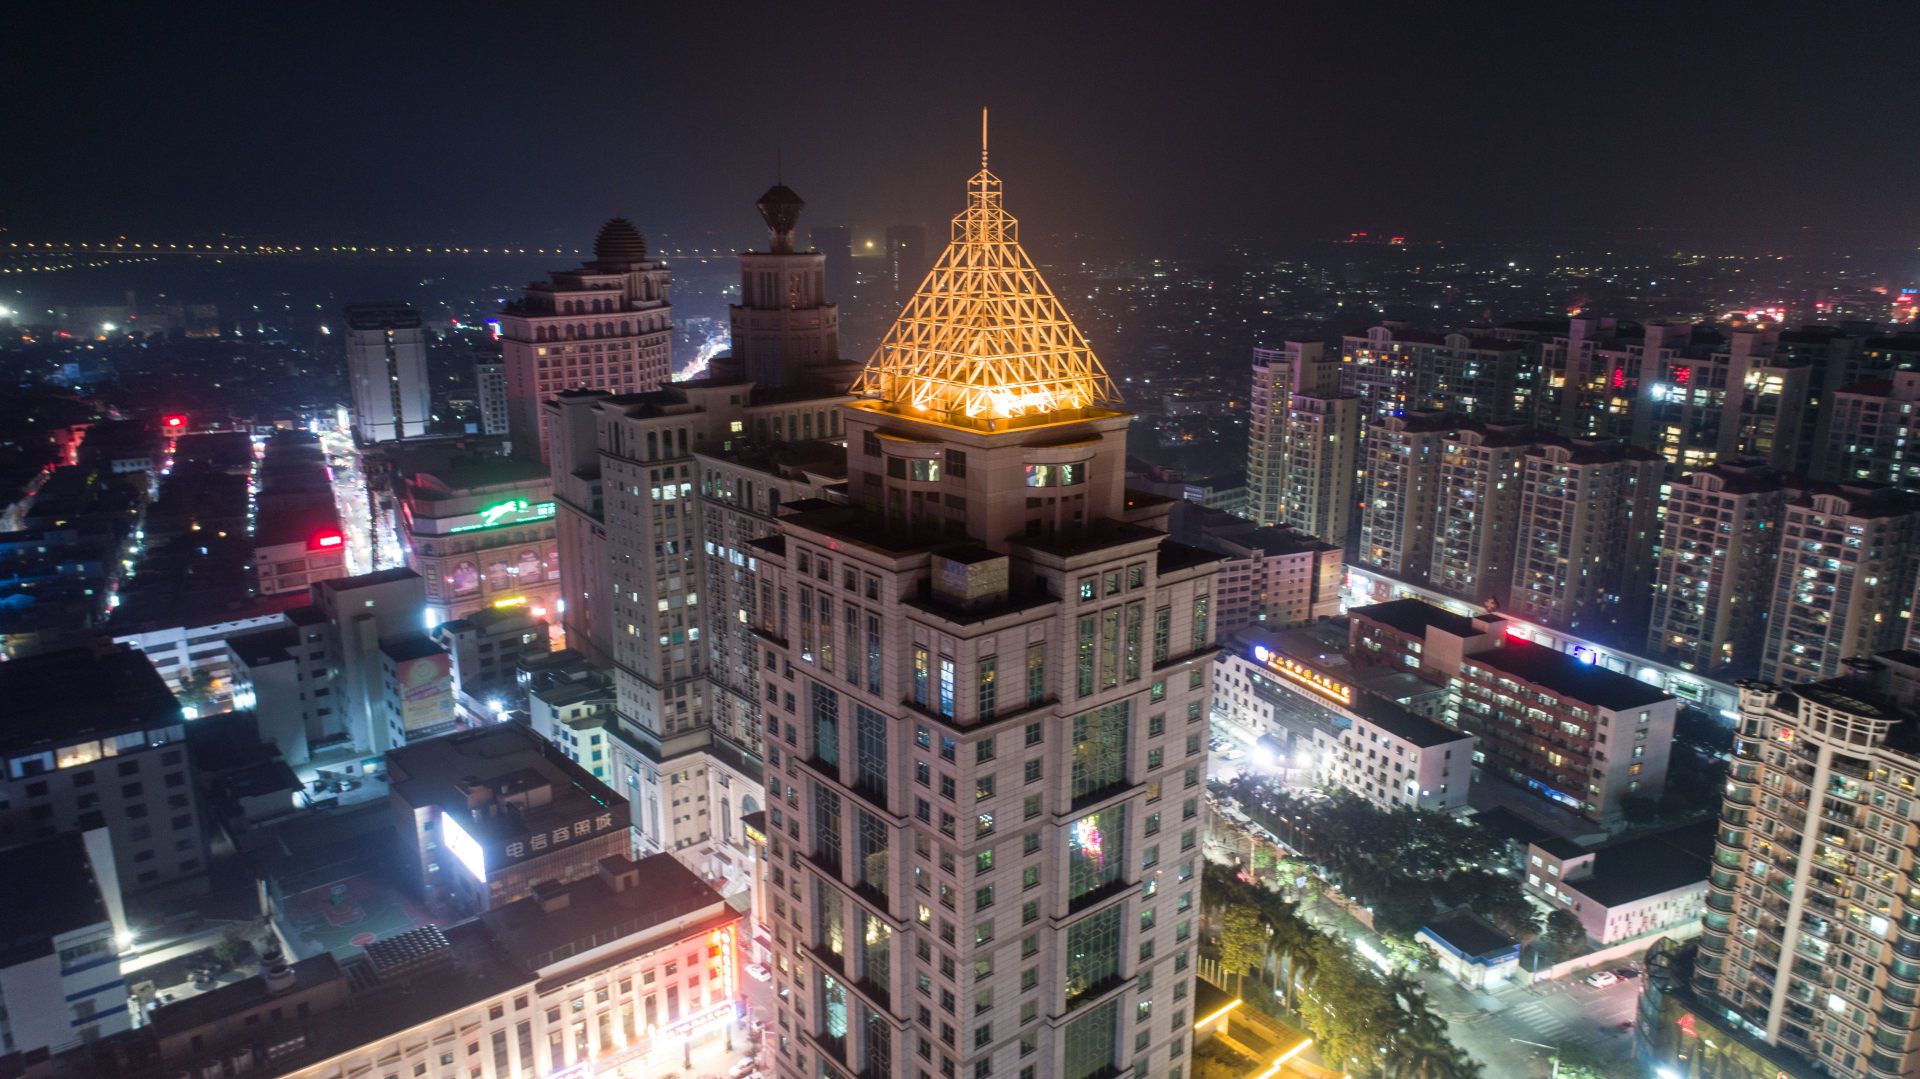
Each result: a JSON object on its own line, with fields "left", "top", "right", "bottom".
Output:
{"left": 8, "top": 1, "right": 1918, "bottom": 254}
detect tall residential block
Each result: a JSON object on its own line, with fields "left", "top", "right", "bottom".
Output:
{"left": 1283, "top": 392, "right": 1360, "bottom": 547}
{"left": 475, "top": 359, "right": 509, "bottom": 436}
{"left": 1509, "top": 437, "right": 1663, "bottom": 638}
{"left": 1696, "top": 662, "right": 1920, "bottom": 1079}
{"left": 1428, "top": 422, "right": 1530, "bottom": 609}
{"left": 1820, "top": 370, "right": 1920, "bottom": 486}
{"left": 498, "top": 218, "right": 673, "bottom": 462}
{"left": 1248, "top": 342, "right": 1337, "bottom": 528}
{"left": 1358, "top": 410, "right": 1451, "bottom": 582}
{"left": 1646, "top": 461, "right": 1791, "bottom": 676}
{"left": 762, "top": 152, "right": 1217, "bottom": 1079}
{"left": 1760, "top": 483, "right": 1920, "bottom": 686}
{"left": 343, "top": 303, "right": 429, "bottom": 443}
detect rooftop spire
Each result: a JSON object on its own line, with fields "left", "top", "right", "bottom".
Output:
{"left": 981, "top": 106, "right": 989, "bottom": 169}
{"left": 852, "top": 127, "right": 1118, "bottom": 426}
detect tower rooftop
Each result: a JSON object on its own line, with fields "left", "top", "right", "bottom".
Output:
{"left": 852, "top": 130, "right": 1118, "bottom": 430}
{"left": 592, "top": 217, "right": 648, "bottom": 264}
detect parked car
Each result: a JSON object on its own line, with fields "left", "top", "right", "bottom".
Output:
{"left": 730, "top": 1059, "right": 758, "bottom": 1078}
{"left": 1586, "top": 971, "right": 1619, "bottom": 988}
{"left": 1613, "top": 967, "right": 1641, "bottom": 979}
{"left": 745, "top": 963, "right": 772, "bottom": 982}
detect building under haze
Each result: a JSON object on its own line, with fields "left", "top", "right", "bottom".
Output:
{"left": 884, "top": 222, "right": 927, "bottom": 303}
{"left": 1759, "top": 482, "right": 1920, "bottom": 686}
{"left": 1645, "top": 461, "right": 1792, "bottom": 676}
{"left": 759, "top": 153, "right": 1214, "bottom": 1079}
{"left": 343, "top": 303, "right": 430, "bottom": 443}
{"left": 497, "top": 218, "right": 674, "bottom": 462}
{"left": 475, "top": 359, "right": 509, "bottom": 437}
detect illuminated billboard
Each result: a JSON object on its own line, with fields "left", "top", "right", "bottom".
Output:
{"left": 441, "top": 814, "right": 486, "bottom": 882}
{"left": 1251, "top": 644, "right": 1352, "bottom": 705}
{"left": 395, "top": 653, "right": 453, "bottom": 734}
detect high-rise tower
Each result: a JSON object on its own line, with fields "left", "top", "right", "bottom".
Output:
{"left": 343, "top": 303, "right": 429, "bottom": 443}
{"left": 763, "top": 136, "right": 1217, "bottom": 1079}
{"left": 498, "top": 219, "right": 673, "bottom": 461}
{"left": 712, "top": 183, "right": 858, "bottom": 390}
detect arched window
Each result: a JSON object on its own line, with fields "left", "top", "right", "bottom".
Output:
{"left": 621, "top": 321, "right": 631, "bottom": 335}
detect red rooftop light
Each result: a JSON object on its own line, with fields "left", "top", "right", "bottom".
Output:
{"left": 310, "top": 531, "right": 345, "bottom": 550}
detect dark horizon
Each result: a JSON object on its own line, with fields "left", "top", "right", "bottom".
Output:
{"left": 6, "top": 1, "right": 1919, "bottom": 258}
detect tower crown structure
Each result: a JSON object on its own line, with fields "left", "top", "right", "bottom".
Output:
{"left": 852, "top": 131, "right": 1118, "bottom": 427}
{"left": 755, "top": 184, "right": 805, "bottom": 253}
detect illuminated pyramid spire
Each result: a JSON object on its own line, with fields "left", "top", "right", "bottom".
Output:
{"left": 853, "top": 111, "right": 1119, "bottom": 426}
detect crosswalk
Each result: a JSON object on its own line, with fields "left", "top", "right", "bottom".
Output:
{"left": 1500, "top": 999, "right": 1580, "bottom": 1043}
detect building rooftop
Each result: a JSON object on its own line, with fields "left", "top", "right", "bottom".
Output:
{"left": 482, "top": 854, "right": 728, "bottom": 971}
{"left": 386, "top": 725, "right": 626, "bottom": 859}
{"left": 380, "top": 633, "right": 444, "bottom": 663}
{"left": 1349, "top": 597, "right": 1480, "bottom": 640}
{"left": 0, "top": 834, "right": 109, "bottom": 967}
{"left": 314, "top": 567, "right": 422, "bottom": 594}
{"left": 1346, "top": 691, "right": 1469, "bottom": 749}
{"left": 1474, "top": 639, "right": 1673, "bottom": 711}
{"left": 0, "top": 645, "right": 182, "bottom": 752}
{"left": 250, "top": 496, "right": 341, "bottom": 549}
{"left": 1421, "top": 908, "right": 1518, "bottom": 962}
{"left": 1549, "top": 821, "right": 1714, "bottom": 907}
{"left": 227, "top": 624, "right": 299, "bottom": 668}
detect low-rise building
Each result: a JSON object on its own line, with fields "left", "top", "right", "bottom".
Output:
{"left": 0, "top": 646, "right": 206, "bottom": 894}
{"left": 385, "top": 724, "right": 632, "bottom": 915}
{"left": 1212, "top": 629, "right": 1473, "bottom": 812}
{"left": 431, "top": 605, "right": 550, "bottom": 719}
{"left": 1171, "top": 502, "right": 1341, "bottom": 634}
{"left": 0, "top": 832, "right": 129, "bottom": 1059}
{"left": 1418, "top": 908, "right": 1520, "bottom": 989}
{"left": 1523, "top": 823, "right": 1711, "bottom": 946}
{"left": 1349, "top": 597, "right": 1678, "bottom": 824}
{"left": 140, "top": 852, "right": 737, "bottom": 1079}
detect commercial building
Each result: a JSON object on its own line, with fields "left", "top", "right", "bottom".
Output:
{"left": 1348, "top": 598, "right": 1677, "bottom": 823}
{"left": 497, "top": 218, "right": 674, "bottom": 462}
{"left": 431, "top": 604, "right": 550, "bottom": 719}
{"left": 0, "top": 832, "right": 129, "bottom": 1064}
{"left": 1358, "top": 410, "right": 1452, "bottom": 583}
{"left": 542, "top": 182, "right": 857, "bottom": 889}
{"left": 0, "top": 646, "right": 206, "bottom": 894}
{"left": 1645, "top": 461, "right": 1793, "bottom": 676}
{"left": 250, "top": 432, "right": 345, "bottom": 599}
{"left": 1522, "top": 823, "right": 1710, "bottom": 946}
{"left": 138, "top": 853, "right": 739, "bottom": 1079}
{"left": 1418, "top": 909, "right": 1519, "bottom": 990}
{"left": 376, "top": 440, "right": 559, "bottom": 625}
{"left": 1694, "top": 663, "right": 1920, "bottom": 1079}
{"left": 386, "top": 723, "right": 632, "bottom": 915}
{"left": 760, "top": 153, "right": 1215, "bottom": 1079}
{"left": 343, "top": 303, "right": 430, "bottom": 444}
{"left": 1210, "top": 629, "right": 1471, "bottom": 812}
{"left": 1759, "top": 482, "right": 1920, "bottom": 686}
{"left": 1508, "top": 436, "right": 1662, "bottom": 637}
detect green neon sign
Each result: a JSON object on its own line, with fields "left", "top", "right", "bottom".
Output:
{"left": 449, "top": 499, "right": 556, "bottom": 533}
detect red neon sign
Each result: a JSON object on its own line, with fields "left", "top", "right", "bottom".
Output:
{"left": 164, "top": 415, "right": 185, "bottom": 428}
{"left": 1678, "top": 1014, "right": 1698, "bottom": 1038}
{"left": 310, "top": 531, "right": 345, "bottom": 550}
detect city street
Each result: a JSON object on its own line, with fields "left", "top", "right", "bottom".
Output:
{"left": 1428, "top": 972, "right": 1642, "bottom": 1078}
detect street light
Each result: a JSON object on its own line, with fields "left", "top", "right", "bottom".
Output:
{"left": 1510, "top": 1037, "right": 1561, "bottom": 1078}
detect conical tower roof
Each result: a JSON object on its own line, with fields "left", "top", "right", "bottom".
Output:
{"left": 852, "top": 148, "right": 1118, "bottom": 426}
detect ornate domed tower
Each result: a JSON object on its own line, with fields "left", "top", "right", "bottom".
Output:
{"left": 496, "top": 216, "right": 674, "bottom": 462}
{"left": 717, "top": 181, "right": 847, "bottom": 390}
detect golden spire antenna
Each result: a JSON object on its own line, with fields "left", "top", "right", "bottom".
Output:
{"left": 851, "top": 122, "right": 1119, "bottom": 427}
{"left": 981, "top": 107, "right": 989, "bottom": 168}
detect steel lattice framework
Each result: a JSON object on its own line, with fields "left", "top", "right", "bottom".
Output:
{"left": 853, "top": 142, "right": 1119, "bottom": 426}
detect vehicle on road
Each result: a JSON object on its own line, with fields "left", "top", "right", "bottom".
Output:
{"left": 1585, "top": 971, "right": 1619, "bottom": 988}
{"left": 1613, "top": 967, "right": 1641, "bottom": 979}
{"left": 745, "top": 963, "right": 772, "bottom": 982}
